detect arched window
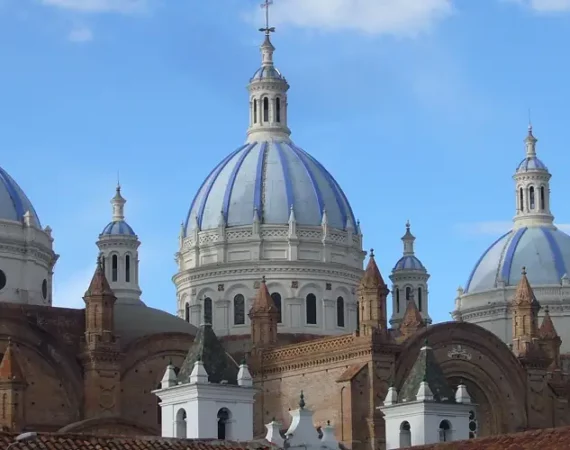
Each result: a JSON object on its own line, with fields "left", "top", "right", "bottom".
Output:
{"left": 519, "top": 187, "right": 524, "bottom": 212}
{"left": 204, "top": 297, "right": 213, "bottom": 325}
{"left": 112, "top": 255, "right": 118, "bottom": 282}
{"left": 396, "top": 289, "right": 400, "bottom": 313}
{"left": 418, "top": 287, "right": 423, "bottom": 312}
{"left": 306, "top": 293, "right": 317, "bottom": 325}
{"left": 253, "top": 99, "right": 258, "bottom": 124}
{"left": 233, "top": 294, "right": 245, "bottom": 325}
{"left": 356, "top": 301, "right": 360, "bottom": 331}
{"left": 336, "top": 296, "right": 345, "bottom": 327}
{"left": 540, "top": 186, "right": 545, "bottom": 210}
{"left": 405, "top": 287, "right": 411, "bottom": 301}
{"left": 217, "top": 408, "right": 231, "bottom": 439}
{"left": 439, "top": 420, "right": 451, "bottom": 442}
{"left": 271, "top": 292, "right": 282, "bottom": 323}
{"left": 468, "top": 409, "right": 478, "bottom": 439}
{"left": 529, "top": 186, "right": 535, "bottom": 210}
{"left": 399, "top": 421, "right": 411, "bottom": 447}
{"left": 175, "top": 408, "right": 187, "bottom": 438}
{"left": 275, "top": 97, "right": 281, "bottom": 123}
{"left": 184, "top": 303, "right": 190, "bottom": 322}
{"left": 263, "top": 97, "right": 269, "bottom": 122}
{"left": 125, "top": 255, "right": 131, "bottom": 283}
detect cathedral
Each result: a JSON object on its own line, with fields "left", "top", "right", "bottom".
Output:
{"left": 1, "top": 12, "right": 570, "bottom": 450}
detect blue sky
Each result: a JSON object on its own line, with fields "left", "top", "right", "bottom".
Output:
{"left": 1, "top": 0, "right": 570, "bottom": 323}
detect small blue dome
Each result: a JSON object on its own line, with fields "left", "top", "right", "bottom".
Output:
{"left": 101, "top": 220, "right": 136, "bottom": 236}
{"left": 184, "top": 141, "right": 357, "bottom": 234}
{"left": 251, "top": 66, "right": 285, "bottom": 81}
{"left": 465, "top": 226, "right": 570, "bottom": 294}
{"left": 393, "top": 255, "right": 425, "bottom": 271}
{"left": 0, "top": 166, "right": 41, "bottom": 227}
{"left": 517, "top": 156, "right": 547, "bottom": 172}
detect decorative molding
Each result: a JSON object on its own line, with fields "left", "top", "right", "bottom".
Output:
{"left": 447, "top": 344, "right": 473, "bottom": 361}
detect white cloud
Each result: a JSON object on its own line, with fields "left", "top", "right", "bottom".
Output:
{"left": 456, "top": 221, "right": 570, "bottom": 236}
{"left": 53, "top": 265, "right": 94, "bottom": 309}
{"left": 68, "top": 24, "right": 93, "bottom": 42}
{"left": 254, "top": 0, "right": 454, "bottom": 36}
{"left": 41, "top": 0, "right": 148, "bottom": 14}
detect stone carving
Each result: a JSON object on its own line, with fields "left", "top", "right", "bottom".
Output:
{"left": 291, "top": 280, "right": 298, "bottom": 289}
{"left": 447, "top": 344, "right": 472, "bottom": 361}
{"left": 217, "top": 283, "right": 224, "bottom": 292}
{"left": 326, "top": 283, "right": 332, "bottom": 291}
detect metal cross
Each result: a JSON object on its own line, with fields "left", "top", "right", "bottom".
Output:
{"left": 259, "top": 0, "right": 276, "bottom": 35}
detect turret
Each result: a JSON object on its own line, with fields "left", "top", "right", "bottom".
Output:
{"left": 249, "top": 276, "right": 279, "bottom": 348}
{"left": 0, "top": 340, "right": 27, "bottom": 431}
{"left": 357, "top": 249, "right": 389, "bottom": 336}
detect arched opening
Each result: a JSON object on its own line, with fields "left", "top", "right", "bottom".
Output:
{"left": 204, "top": 297, "right": 213, "bottom": 325}
{"left": 125, "top": 254, "right": 131, "bottom": 283}
{"left": 468, "top": 409, "right": 478, "bottom": 439}
{"left": 418, "top": 287, "right": 423, "bottom": 312}
{"left": 540, "top": 186, "right": 545, "bottom": 210}
{"left": 399, "top": 421, "right": 411, "bottom": 447}
{"left": 271, "top": 292, "right": 282, "bottom": 323}
{"left": 519, "top": 187, "right": 524, "bottom": 212}
{"left": 396, "top": 289, "right": 400, "bottom": 313}
{"left": 275, "top": 97, "right": 281, "bottom": 123}
{"left": 306, "top": 293, "right": 317, "bottom": 325}
{"left": 184, "top": 302, "right": 190, "bottom": 322}
{"left": 112, "top": 254, "right": 118, "bottom": 282}
{"left": 356, "top": 300, "right": 360, "bottom": 331}
{"left": 405, "top": 286, "right": 411, "bottom": 301}
{"left": 217, "top": 407, "right": 231, "bottom": 440}
{"left": 263, "top": 97, "right": 269, "bottom": 122}
{"left": 529, "top": 186, "right": 535, "bottom": 210}
{"left": 233, "top": 294, "right": 245, "bottom": 325}
{"left": 439, "top": 420, "right": 452, "bottom": 442}
{"left": 253, "top": 99, "right": 258, "bottom": 124}
{"left": 336, "top": 296, "right": 345, "bottom": 327}
{"left": 175, "top": 408, "right": 187, "bottom": 438}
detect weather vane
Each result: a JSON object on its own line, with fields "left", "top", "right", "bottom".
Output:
{"left": 259, "top": 0, "right": 276, "bottom": 35}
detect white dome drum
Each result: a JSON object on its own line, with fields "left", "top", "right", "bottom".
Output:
{"left": 174, "top": 31, "right": 364, "bottom": 339}
{"left": 0, "top": 165, "right": 57, "bottom": 306}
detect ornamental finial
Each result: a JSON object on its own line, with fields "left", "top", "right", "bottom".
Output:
{"left": 259, "top": 0, "right": 276, "bottom": 35}
{"left": 299, "top": 390, "right": 306, "bottom": 409}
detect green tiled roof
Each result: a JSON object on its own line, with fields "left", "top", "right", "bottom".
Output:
{"left": 177, "top": 324, "right": 238, "bottom": 385}
{"left": 399, "top": 341, "right": 455, "bottom": 403}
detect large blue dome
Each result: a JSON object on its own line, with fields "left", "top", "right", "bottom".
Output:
{"left": 0, "top": 166, "right": 41, "bottom": 227}
{"left": 184, "top": 141, "right": 357, "bottom": 234}
{"left": 465, "top": 226, "right": 570, "bottom": 294}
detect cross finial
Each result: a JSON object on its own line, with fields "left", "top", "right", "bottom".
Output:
{"left": 370, "top": 248, "right": 374, "bottom": 258}
{"left": 299, "top": 390, "right": 305, "bottom": 409}
{"left": 522, "top": 266, "right": 527, "bottom": 276}
{"left": 262, "top": 275, "right": 266, "bottom": 284}
{"left": 259, "top": 0, "right": 276, "bottom": 35}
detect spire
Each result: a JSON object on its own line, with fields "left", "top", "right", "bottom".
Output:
{"left": 399, "top": 294, "right": 425, "bottom": 340}
{"left": 539, "top": 306, "right": 559, "bottom": 340}
{"left": 111, "top": 184, "right": 126, "bottom": 222}
{"left": 360, "top": 249, "right": 386, "bottom": 289}
{"left": 0, "top": 340, "right": 25, "bottom": 383}
{"left": 525, "top": 123, "right": 537, "bottom": 158}
{"left": 402, "top": 220, "right": 415, "bottom": 256}
{"left": 250, "top": 276, "right": 278, "bottom": 314}
{"left": 513, "top": 267, "right": 539, "bottom": 307}
{"left": 246, "top": 0, "right": 291, "bottom": 143}
{"left": 84, "top": 255, "right": 114, "bottom": 298}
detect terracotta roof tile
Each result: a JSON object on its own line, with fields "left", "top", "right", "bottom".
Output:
{"left": 0, "top": 432, "right": 276, "bottom": 450}
{"left": 0, "top": 340, "right": 25, "bottom": 382}
{"left": 406, "top": 425, "right": 570, "bottom": 449}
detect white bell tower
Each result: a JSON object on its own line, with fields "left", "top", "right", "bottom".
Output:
{"left": 97, "top": 184, "right": 142, "bottom": 304}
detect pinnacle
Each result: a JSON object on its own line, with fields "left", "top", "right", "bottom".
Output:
{"left": 84, "top": 255, "right": 115, "bottom": 299}
{"left": 250, "top": 276, "right": 277, "bottom": 314}
{"left": 401, "top": 299, "right": 424, "bottom": 331}
{"left": 360, "top": 251, "right": 386, "bottom": 289}
{"left": 539, "top": 307, "right": 559, "bottom": 340}
{"left": 513, "top": 267, "right": 537, "bottom": 306}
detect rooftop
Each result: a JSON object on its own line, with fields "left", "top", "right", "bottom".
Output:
{"left": 407, "top": 424, "right": 570, "bottom": 449}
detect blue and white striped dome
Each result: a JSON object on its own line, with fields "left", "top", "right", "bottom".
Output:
{"left": 393, "top": 255, "right": 425, "bottom": 271}
{"left": 184, "top": 141, "right": 357, "bottom": 234}
{"left": 101, "top": 220, "right": 136, "bottom": 236}
{"left": 0, "top": 166, "right": 41, "bottom": 227}
{"left": 465, "top": 226, "right": 570, "bottom": 294}
{"left": 516, "top": 156, "right": 547, "bottom": 172}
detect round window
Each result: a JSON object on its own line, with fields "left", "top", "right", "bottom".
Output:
{"left": 42, "top": 279, "right": 48, "bottom": 299}
{"left": 0, "top": 270, "right": 6, "bottom": 291}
